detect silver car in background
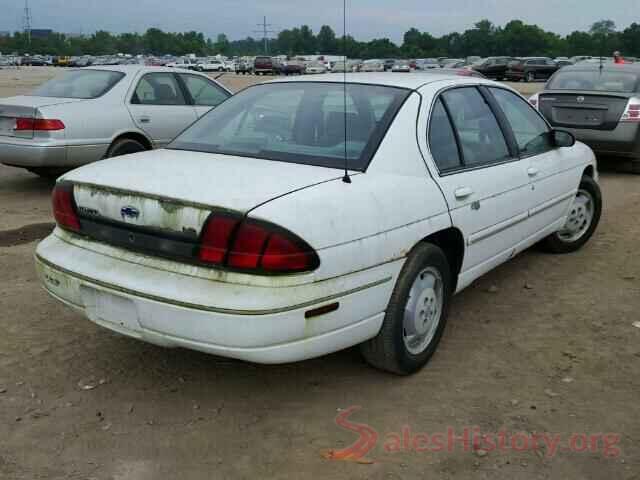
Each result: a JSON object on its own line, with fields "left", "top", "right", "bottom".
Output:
{"left": 0, "top": 65, "right": 231, "bottom": 178}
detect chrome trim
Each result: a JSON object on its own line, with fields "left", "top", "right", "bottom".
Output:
{"left": 530, "top": 191, "right": 576, "bottom": 217}
{"left": 468, "top": 211, "right": 529, "bottom": 245}
{"left": 35, "top": 253, "right": 392, "bottom": 316}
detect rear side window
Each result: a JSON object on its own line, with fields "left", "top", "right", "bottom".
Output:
{"left": 428, "top": 98, "right": 461, "bottom": 172}
{"left": 179, "top": 74, "right": 230, "bottom": 107}
{"left": 132, "top": 73, "right": 187, "bottom": 106}
{"left": 441, "top": 87, "right": 510, "bottom": 167}
{"left": 490, "top": 88, "right": 553, "bottom": 156}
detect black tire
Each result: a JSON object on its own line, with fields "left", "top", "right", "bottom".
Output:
{"left": 105, "top": 138, "right": 146, "bottom": 159}
{"left": 360, "top": 243, "right": 453, "bottom": 375}
{"left": 526, "top": 71, "right": 536, "bottom": 82}
{"left": 539, "top": 175, "right": 602, "bottom": 254}
{"left": 26, "top": 167, "right": 68, "bottom": 179}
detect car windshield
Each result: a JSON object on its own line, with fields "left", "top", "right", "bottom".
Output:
{"left": 169, "top": 82, "right": 410, "bottom": 170}
{"left": 547, "top": 70, "right": 639, "bottom": 92}
{"left": 30, "top": 70, "right": 125, "bottom": 99}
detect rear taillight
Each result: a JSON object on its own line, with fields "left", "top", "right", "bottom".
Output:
{"left": 52, "top": 182, "right": 80, "bottom": 232}
{"left": 198, "top": 213, "right": 319, "bottom": 274}
{"left": 621, "top": 98, "right": 640, "bottom": 122}
{"left": 14, "top": 118, "right": 65, "bottom": 131}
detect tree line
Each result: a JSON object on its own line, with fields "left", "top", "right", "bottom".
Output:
{"left": 1, "top": 19, "right": 639, "bottom": 59}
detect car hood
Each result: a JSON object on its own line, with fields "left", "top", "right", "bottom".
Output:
{"left": 62, "top": 148, "right": 346, "bottom": 214}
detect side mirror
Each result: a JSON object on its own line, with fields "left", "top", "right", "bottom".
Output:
{"left": 552, "top": 129, "right": 576, "bottom": 148}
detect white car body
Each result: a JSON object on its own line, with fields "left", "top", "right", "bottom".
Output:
{"left": 196, "top": 59, "right": 227, "bottom": 72}
{"left": 35, "top": 73, "right": 598, "bottom": 367}
{"left": 305, "top": 63, "right": 327, "bottom": 74}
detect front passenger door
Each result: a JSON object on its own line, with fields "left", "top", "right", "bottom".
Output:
{"left": 428, "top": 87, "right": 533, "bottom": 283}
{"left": 178, "top": 73, "right": 231, "bottom": 118}
{"left": 127, "top": 72, "right": 198, "bottom": 147}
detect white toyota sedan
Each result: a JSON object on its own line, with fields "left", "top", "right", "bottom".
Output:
{"left": 35, "top": 74, "right": 601, "bottom": 375}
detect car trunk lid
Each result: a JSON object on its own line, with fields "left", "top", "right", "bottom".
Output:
{"left": 538, "top": 91, "right": 632, "bottom": 130}
{"left": 63, "top": 148, "right": 345, "bottom": 238}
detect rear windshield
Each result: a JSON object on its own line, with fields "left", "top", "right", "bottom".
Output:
{"left": 30, "top": 70, "right": 125, "bottom": 99}
{"left": 547, "top": 70, "right": 639, "bottom": 93}
{"left": 169, "top": 82, "right": 410, "bottom": 171}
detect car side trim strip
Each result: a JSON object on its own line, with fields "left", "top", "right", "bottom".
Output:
{"left": 530, "top": 191, "right": 575, "bottom": 217}
{"left": 35, "top": 253, "right": 392, "bottom": 316}
{"left": 468, "top": 211, "right": 529, "bottom": 246}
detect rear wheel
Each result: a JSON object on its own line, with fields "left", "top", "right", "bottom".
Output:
{"left": 540, "top": 175, "right": 602, "bottom": 254}
{"left": 105, "top": 138, "right": 146, "bottom": 159}
{"left": 360, "top": 243, "right": 452, "bottom": 375}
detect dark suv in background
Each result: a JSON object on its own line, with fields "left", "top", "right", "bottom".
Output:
{"left": 506, "top": 57, "right": 559, "bottom": 82}
{"left": 471, "top": 57, "right": 514, "bottom": 80}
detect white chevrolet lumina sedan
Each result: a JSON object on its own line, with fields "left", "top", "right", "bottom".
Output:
{"left": 35, "top": 74, "right": 601, "bottom": 375}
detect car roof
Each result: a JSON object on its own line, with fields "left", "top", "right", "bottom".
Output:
{"left": 557, "top": 63, "right": 640, "bottom": 73}
{"left": 84, "top": 65, "right": 197, "bottom": 74}
{"left": 266, "top": 72, "right": 494, "bottom": 90}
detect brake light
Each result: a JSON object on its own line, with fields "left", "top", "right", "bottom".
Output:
{"left": 198, "top": 213, "right": 319, "bottom": 274}
{"left": 621, "top": 98, "right": 640, "bottom": 122}
{"left": 14, "top": 118, "right": 65, "bottom": 131}
{"left": 52, "top": 182, "right": 80, "bottom": 232}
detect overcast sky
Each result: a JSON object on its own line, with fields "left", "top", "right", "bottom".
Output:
{"left": 1, "top": 0, "right": 637, "bottom": 42}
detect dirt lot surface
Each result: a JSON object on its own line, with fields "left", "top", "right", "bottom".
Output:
{"left": 1, "top": 68, "right": 639, "bottom": 480}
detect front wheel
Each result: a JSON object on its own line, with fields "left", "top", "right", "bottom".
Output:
{"left": 360, "top": 243, "right": 452, "bottom": 375}
{"left": 540, "top": 175, "right": 602, "bottom": 254}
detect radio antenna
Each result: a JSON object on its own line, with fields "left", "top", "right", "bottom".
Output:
{"left": 342, "top": 0, "right": 351, "bottom": 184}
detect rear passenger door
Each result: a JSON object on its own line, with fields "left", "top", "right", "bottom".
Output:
{"left": 427, "top": 86, "right": 533, "bottom": 281}
{"left": 127, "top": 72, "right": 198, "bottom": 147}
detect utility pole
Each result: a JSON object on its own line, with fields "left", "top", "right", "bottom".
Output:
{"left": 253, "top": 16, "right": 275, "bottom": 55}
{"left": 23, "top": 0, "right": 32, "bottom": 46}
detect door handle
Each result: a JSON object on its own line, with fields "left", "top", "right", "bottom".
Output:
{"left": 138, "top": 116, "right": 151, "bottom": 124}
{"left": 527, "top": 167, "right": 539, "bottom": 177}
{"left": 454, "top": 187, "right": 474, "bottom": 199}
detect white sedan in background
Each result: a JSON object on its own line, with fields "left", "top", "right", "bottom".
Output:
{"left": 0, "top": 65, "right": 231, "bottom": 178}
{"left": 36, "top": 74, "right": 601, "bottom": 375}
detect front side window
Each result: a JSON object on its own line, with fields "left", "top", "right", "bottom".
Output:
{"left": 441, "top": 87, "right": 510, "bottom": 167}
{"left": 30, "top": 70, "right": 124, "bottom": 99}
{"left": 490, "top": 88, "right": 553, "bottom": 156}
{"left": 169, "top": 82, "right": 410, "bottom": 170}
{"left": 428, "top": 98, "right": 462, "bottom": 172}
{"left": 132, "top": 73, "right": 186, "bottom": 106}
{"left": 179, "top": 74, "right": 230, "bottom": 107}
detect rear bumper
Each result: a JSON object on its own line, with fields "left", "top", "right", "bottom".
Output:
{"left": 562, "top": 123, "right": 640, "bottom": 158}
{"left": 35, "top": 231, "right": 398, "bottom": 364}
{"left": 0, "top": 140, "right": 66, "bottom": 167}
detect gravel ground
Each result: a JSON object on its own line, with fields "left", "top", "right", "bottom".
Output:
{"left": 0, "top": 67, "right": 638, "bottom": 480}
